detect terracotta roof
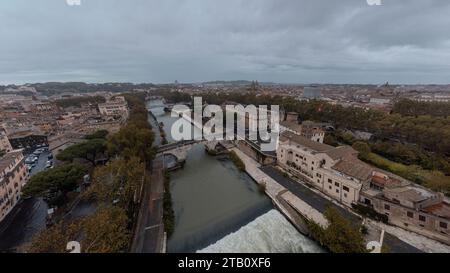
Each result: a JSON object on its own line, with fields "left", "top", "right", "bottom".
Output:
{"left": 423, "top": 202, "right": 450, "bottom": 220}
{"left": 280, "top": 131, "right": 332, "bottom": 152}
{"left": 332, "top": 157, "right": 374, "bottom": 181}
{"left": 371, "top": 175, "right": 404, "bottom": 188}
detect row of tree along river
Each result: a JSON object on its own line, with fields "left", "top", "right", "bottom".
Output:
{"left": 147, "top": 100, "right": 324, "bottom": 253}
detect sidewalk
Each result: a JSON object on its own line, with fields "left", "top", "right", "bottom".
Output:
{"left": 367, "top": 219, "right": 450, "bottom": 253}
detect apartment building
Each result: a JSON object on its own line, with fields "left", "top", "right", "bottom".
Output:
{"left": 0, "top": 150, "right": 28, "bottom": 222}
{"left": 98, "top": 96, "right": 129, "bottom": 117}
{"left": 0, "top": 127, "right": 13, "bottom": 153}
{"left": 361, "top": 171, "right": 450, "bottom": 244}
{"left": 277, "top": 131, "right": 369, "bottom": 206}
{"left": 280, "top": 120, "right": 325, "bottom": 143}
{"left": 277, "top": 131, "right": 450, "bottom": 244}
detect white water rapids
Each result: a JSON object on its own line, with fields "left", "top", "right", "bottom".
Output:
{"left": 197, "top": 209, "right": 324, "bottom": 253}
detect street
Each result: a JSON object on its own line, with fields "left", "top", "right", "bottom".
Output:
{"left": 0, "top": 150, "right": 52, "bottom": 252}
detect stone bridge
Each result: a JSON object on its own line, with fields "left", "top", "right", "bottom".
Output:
{"left": 157, "top": 140, "right": 205, "bottom": 170}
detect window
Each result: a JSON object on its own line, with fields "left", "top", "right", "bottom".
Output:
{"left": 343, "top": 186, "right": 349, "bottom": 192}
{"left": 419, "top": 215, "right": 426, "bottom": 222}
{"left": 329, "top": 186, "right": 332, "bottom": 190}
{"left": 344, "top": 193, "right": 347, "bottom": 198}
{"left": 336, "top": 189, "right": 339, "bottom": 193}
{"left": 335, "top": 182, "right": 340, "bottom": 187}
{"left": 328, "top": 179, "right": 332, "bottom": 183}
{"left": 384, "top": 204, "right": 390, "bottom": 211}
{"left": 407, "top": 212, "right": 414, "bottom": 218}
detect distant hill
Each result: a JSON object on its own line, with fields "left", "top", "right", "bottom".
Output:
{"left": 201, "top": 80, "right": 276, "bottom": 86}
{"left": 0, "top": 82, "right": 156, "bottom": 96}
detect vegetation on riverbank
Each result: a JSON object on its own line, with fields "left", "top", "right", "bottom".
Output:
{"left": 351, "top": 142, "right": 450, "bottom": 196}
{"left": 306, "top": 207, "right": 367, "bottom": 253}
{"left": 229, "top": 151, "right": 246, "bottom": 172}
{"left": 163, "top": 171, "right": 175, "bottom": 237}
{"left": 159, "top": 122, "right": 168, "bottom": 145}
{"left": 29, "top": 206, "right": 130, "bottom": 253}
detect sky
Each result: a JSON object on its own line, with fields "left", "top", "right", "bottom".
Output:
{"left": 1, "top": 0, "right": 450, "bottom": 85}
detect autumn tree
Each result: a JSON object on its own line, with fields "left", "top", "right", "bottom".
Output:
{"left": 307, "top": 207, "right": 367, "bottom": 253}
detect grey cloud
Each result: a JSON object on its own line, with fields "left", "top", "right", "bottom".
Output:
{"left": 1, "top": 0, "right": 450, "bottom": 84}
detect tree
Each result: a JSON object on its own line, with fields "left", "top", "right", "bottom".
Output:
{"left": 308, "top": 207, "right": 367, "bottom": 253}
{"left": 86, "top": 157, "right": 145, "bottom": 213}
{"left": 107, "top": 124, "right": 155, "bottom": 163}
{"left": 352, "top": 141, "right": 371, "bottom": 158}
{"left": 56, "top": 138, "right": 107, "bottom": 166}
{"left": 22, "top": 164, "right": 87, "bottom": 205}
{"left": 85, "top": 129, "right": 109, "bottom": 140}
{"left": 29, "top": 207, "right": 130, "bottom": 253}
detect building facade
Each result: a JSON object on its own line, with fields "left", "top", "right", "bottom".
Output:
{"left": 277, "top": 131, "right": 450, "bottom": 244}
{"left": 361, "top": 171, "right": 450, "bottom": 244}
{"left": 277, "top": 131, "right": 369, "bottom": 206}
{"left": 0, "top": 127, "right": 13, "bottom": 153}
{"left": 98, "top": 96, "right": 129, "bottom": 117}
{"left": 0, "top": 150, "right": 28, "bottom": 222}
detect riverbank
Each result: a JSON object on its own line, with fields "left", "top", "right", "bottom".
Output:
{"left": 147, "top": 99, "right": 323, "bottom": 253}
{"left": 230, "top": 148, "right": 325, "bottom": 236}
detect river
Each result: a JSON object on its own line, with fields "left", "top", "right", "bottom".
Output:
{"left": 147, "top": 100, "right": 323, "bottom": 253}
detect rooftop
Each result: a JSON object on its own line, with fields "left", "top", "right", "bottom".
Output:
{"left": 0, "top": 150, "right": 23, "bottom": 172}
{"left": 280, "top": 120, "right": 302, "bottom": 132}
{"left": 423, "top": 202, "right": 450, "bottom": 220}
{"left": 280, "top": 131, "right": 332, "bottom": 152}
{"left": 324, "top": 146, "right": 358, "bottom": 160}
{"left": 331, "top": 157, "right": 374, "bottom": 182}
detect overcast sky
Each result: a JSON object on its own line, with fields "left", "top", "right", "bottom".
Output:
{"left": 1, "top": 0, "right": 450, "bottom": 85}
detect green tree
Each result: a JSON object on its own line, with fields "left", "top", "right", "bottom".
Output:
{"left": 56, "top": 138, "right": 107, "bottom": 166}
{"left": 352, "top": 141, "right": 371, "bottom": 157}
{"left": 85, "top": 129, "right": 109, "bottom": 140}
{"left": 22, "top": 164, "right": 87, "bottom": 203}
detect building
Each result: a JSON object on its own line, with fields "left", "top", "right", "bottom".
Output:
{"left": 7, "top": 129, "right": 48, "bottom": 151}
{"left": 98, "top": 96, "right": 129, "bottom": 117}
{"left": 0, "top": 150, "right": 28, "bottom": 222}
{"left": 280, "top": 120, "right": 325, "bottom": 143}
{"left": 277, "top": 131, "right": 450, "bottom": 244}
{"left": 369, "top": 97, "right": 391, "bottom": 105}
{"left": 361, "top": 171, "right": 450, "bottom": 244}
{"left": 0, "top": 127, "right": 13, "bottom": 153}
{"left": 277, "top": 131, "right": 368, "bottom": 206}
